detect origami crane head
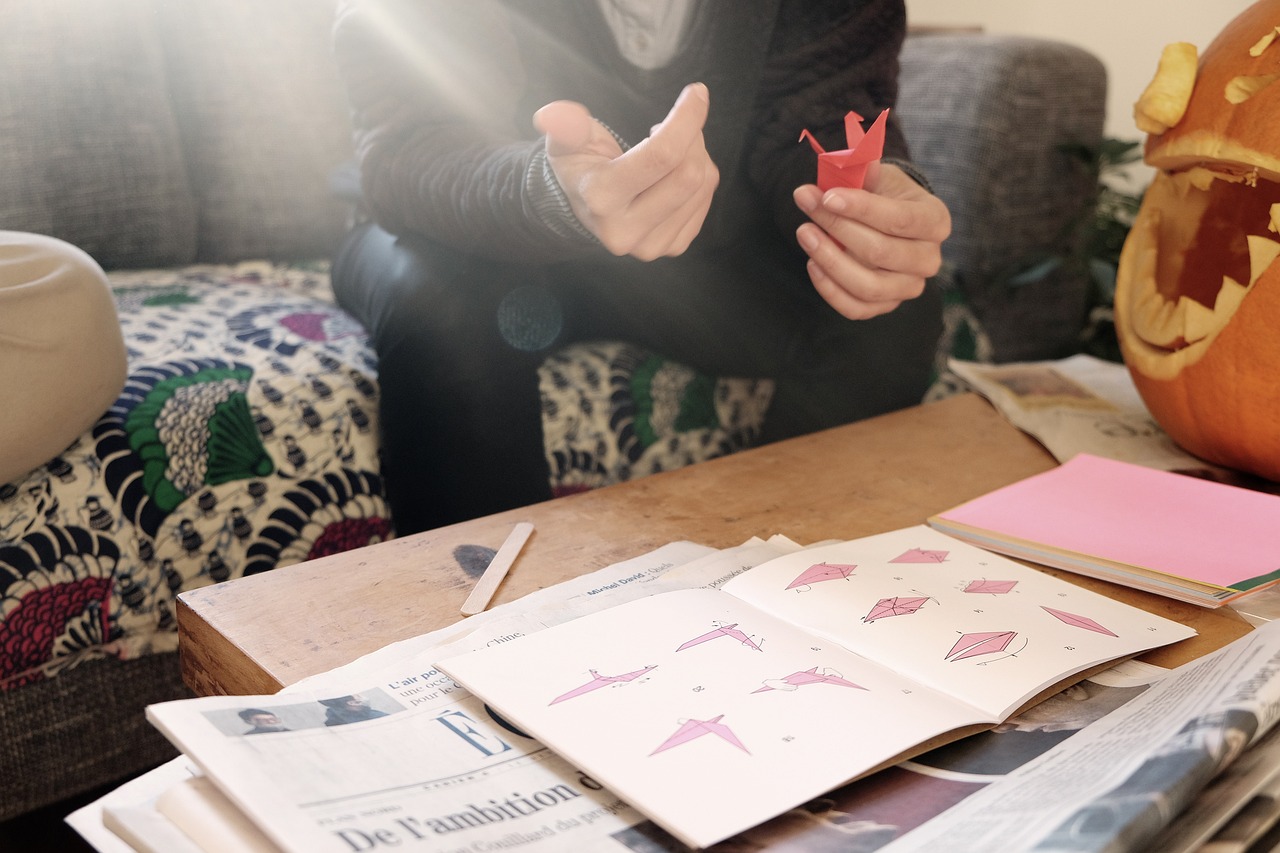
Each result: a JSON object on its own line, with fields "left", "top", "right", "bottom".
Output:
{"left": 798, "top": 108, "right": 890, "bottom": 192}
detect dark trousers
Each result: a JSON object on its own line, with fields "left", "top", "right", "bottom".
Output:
{"left": 332, "top": 223, "right": 943, "bottom": 534}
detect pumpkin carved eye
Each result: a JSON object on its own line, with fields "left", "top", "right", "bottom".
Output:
{"left": 1116, "top": 1, "right": 1280, "bottom": 481}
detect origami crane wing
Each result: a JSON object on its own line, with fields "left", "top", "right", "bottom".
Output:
{"left": 864, "top": 596, "right": 931, "bottom": 622}
{"left": 676, "top": 623, "right": 761, "bottom": 651}
{"left": 798, "top": 108, "right": 890, "bottom": 192}
{"left": 1042, "top": 606, "right": 1119, "bottom": 637}
{"left": 946, "top": 631, "right": 1017, "bottom": 662}
{"left": 752, "top": 666, "right": 867, "bottom": 693}
{"left": 785, "top": 562, "right": 857, "bottom": 590}
{"left": 890, "top": 548, "right": 949, "bottom": 564}
{"left": 650, "top": 714, "right": 750, "bottom": 756}
{"left": 964, "top": 579, "right": 1019, "bottom": 594}
{"left": 549, "top": 665, "right": 657, "bottom": 705}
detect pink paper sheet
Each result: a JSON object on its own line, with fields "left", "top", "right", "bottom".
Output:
{"left": 934, "top": 453, "right": 1280, "bottom": 589}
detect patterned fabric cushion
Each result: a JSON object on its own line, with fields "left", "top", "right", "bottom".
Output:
{"left": 0, "top": 259, "right": 982, "bottom": 692}
{"left": 0, "top": 263, "right": 390, "bottom": 690}
{"left": 538, "top": 266, "right": 984, "bottom": 493}
{"left": 540, "top": 343, "right": 775, "bottom": 495}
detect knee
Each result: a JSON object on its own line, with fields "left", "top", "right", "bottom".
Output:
{"left": 333, "top": 225, "right": 561, "bottom": 372}
{"left": 334, "top": 225, "right": 480, "bottom": 345}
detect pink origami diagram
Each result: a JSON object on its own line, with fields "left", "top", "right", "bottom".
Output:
{"left": 1042, "top": 606, "right": 1119, "bottom": 638}
{"left": 752, "top": 666, "right": 867, "bottom": 694}
{"left": 890, "top": 548, "right": 949, "bottom": 564}
{"left": 786, "top": 562, "right": 857, "bottom": 590}
{"left": 946, "top": 631, "right": 1018, "bottom": 662}
{"left": 676, "top": 623, "right": 763, "bottom": 652}
{"left": 650, "top": 714, "right": 750, "bottom": 756}
{"left": 964, "top": 579, "right": 1019, "bottom": 595}
{"left": 798, "top": 108, "right": 890, "bottom": 192}
{"left": 549, "top": 666, "right": 657, "bottom": 705}
{"left": 864, "top": 596, "right": 931, "bottom": 623}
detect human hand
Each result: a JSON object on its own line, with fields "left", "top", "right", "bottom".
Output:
{"left": 793, "top": 164, "right": 951, "bottom": 320}
{"left": 533, "top": 82, "right": 719, "bottom": 261}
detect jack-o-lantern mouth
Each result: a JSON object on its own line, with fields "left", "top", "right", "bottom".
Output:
{"left": 1124, "top": 165, "right": 1280, "bottom": 364}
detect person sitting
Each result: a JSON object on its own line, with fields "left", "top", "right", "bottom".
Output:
{"left": 331, "top": 0, "right": 950, "bottom": 533}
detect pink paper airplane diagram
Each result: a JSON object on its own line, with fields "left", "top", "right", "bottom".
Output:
{"left": 549, "top": 666, "right": 658, "bottom": 705}
{"left": 864, "top": 596, "right": 931, "bottom": 623}
{"left": 786, "top": 562, "right": 857, "bottom": 590}
{"left": 1042, "top": 606, "right": 1119, "bottom": 638}
{"left": 798, "top": 108, "right": 890, "bottom": 192}
{"left": 946, "top": 630, "right": 1019, "bottom": 662}
{"left": 890, "top": 547, "right": 949, "bottom": 564}
{"left": 752, "top": 666, "right": 867, "bottom": 694}
{"left": 676, "top": 623, "right": 763, "bottom": 652}
{"left": 964, "top": 579, "right": 1019, "bottom": 595}
{"left": 650, "top": 714, "right": 750, "bottom": 756}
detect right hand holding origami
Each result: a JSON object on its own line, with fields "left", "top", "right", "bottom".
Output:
{"left": 533, "top": 82, "right": 719, "bottom": 261}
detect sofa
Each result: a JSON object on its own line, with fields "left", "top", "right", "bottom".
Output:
{"left": 0, "top": 0, "right": 1106, "bottom": 823}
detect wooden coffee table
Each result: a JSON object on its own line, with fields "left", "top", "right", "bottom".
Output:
{"left": 177, "top": 393, "right": 1252, "bottom": 697}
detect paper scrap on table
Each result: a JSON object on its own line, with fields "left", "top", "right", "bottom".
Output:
{"left": 799, "top": 108, "right": 889, "bottom": 191}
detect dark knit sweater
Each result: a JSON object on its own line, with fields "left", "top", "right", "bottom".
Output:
{"left": 333, "top": 0, "right": 913, "bottom": 263}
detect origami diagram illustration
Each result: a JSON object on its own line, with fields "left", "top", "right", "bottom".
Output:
{"left": 752, "top": 666, "right": 867, "bottom": 694}
{"left": 650, "top": 714, "right": 750, "bottom": 756}
{"left": 890, "top": 548, "right": 949, "bottom": 564}
{"left": 798, "top": 108, "right": 890, "bottom": 192}
{"left": 864, "top": 596, "right": 931, "bottom": 623}
{"left": 946, "top": 630, "right": 1020, "bottom": 662}
{"left": 964, "top": 579, "right": 1019, "bottom": 595}
{"left": 786, "top": 562, "right": 857, "bottom": 590}
{"left": 1042, "top": 606, "right": 1119, "bottom": 637}
{"left": 676, "top": 623, "right": 763, "bottom": 652}
{"left": 549, "top": 666, "right": 658, "bottom": 705}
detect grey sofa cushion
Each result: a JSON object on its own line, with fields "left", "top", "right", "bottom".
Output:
{"left": 156, "top": 0, "right": 355, "bottom": 264}
{"left": 0, "top": 0, "right": 198, "bottom": 269}
{"left": 898, "top": 34, "right": 1107, "bottom": 362}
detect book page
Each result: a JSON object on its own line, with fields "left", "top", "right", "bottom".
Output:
{"left": 720, "top": 526, "right": 1197, "bottom": 718}
{"left": 438, "top": 587, "right": 991, "bottom": 849}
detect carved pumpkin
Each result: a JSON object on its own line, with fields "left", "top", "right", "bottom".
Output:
{"left": 1116, "top": 0, "right": 1280, "bottom": 479}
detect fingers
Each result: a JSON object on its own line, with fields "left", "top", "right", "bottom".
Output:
{"left": 793, "top": 174, "right": 949, "bottom": 319}
{"left": 798, "top": 221, "right": 927, "bottom": 318}
{"left": 533, "top": 101, "right": 597, "bottom": 157}
{"left": 615, "top": 152, "right": 718, "bottom": 259}
{"left": 791, "top": 165, "right": 950, "bottom": 313}
{"left": 806, "top": 257, "right": 908, "bottom": 320}
{"left": 532, "top": 84, "right": 716, "bottom": 260}
{"left": 608, "top": 82, "right": 710, "bottom": 196}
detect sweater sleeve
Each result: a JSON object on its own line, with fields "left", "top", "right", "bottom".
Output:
{"left": 743, "top": 0, "right": 923, "bottom": 244}
{"left": 332, "top": 0, "right": 601, "bottom": 262}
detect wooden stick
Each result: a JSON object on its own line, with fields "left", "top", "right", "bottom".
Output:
{"left": 460, "top": 522, "right": 535, "bottom": 615}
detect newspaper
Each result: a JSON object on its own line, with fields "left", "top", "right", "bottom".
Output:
{"left": 948, "top": 354, "right": 1211, "bottom": 473}
{"left": 880, "top": 619, "right": 1280, "bottom": 853}
{"left": 89, "top": 537, "right": 803, "bottom": 853}
{"left": 76, "top": 533, "right": 1280, "bottom": 853}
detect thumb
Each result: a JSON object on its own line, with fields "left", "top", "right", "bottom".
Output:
{"left": 533, "top": 100, "right": 596, "bottom": 157}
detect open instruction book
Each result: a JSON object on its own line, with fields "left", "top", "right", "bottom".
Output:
{"left": 438, "top": 524, "right": 1198, "bottom": 849}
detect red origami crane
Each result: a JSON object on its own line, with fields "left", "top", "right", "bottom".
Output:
{"left": 798, "top": 108, "right": 890, "bottom": 192}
